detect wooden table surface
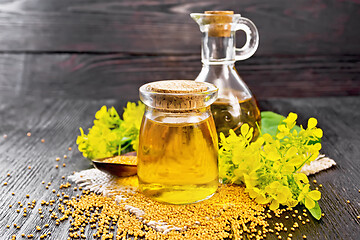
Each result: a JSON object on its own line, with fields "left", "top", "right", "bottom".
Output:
{"left": 0, "top": 95, "right": 359, "bottom": 240}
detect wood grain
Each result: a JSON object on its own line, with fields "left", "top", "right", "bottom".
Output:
{"left": 0, "top": 95, "right": 359, "bottom": 239}
{"left": 0, "top": 0, "right": 358, "bottom": 55}
{"left": 0, "top": 53, "right": 359, "bottom": 100}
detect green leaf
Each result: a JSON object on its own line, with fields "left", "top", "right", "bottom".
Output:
{"left": 308, "top": 201, "right": 322, "bottom": 220}
{"left": 261, "top": 111, "right": 321, "bottom": 144}
{"left": 261, "top": 111, "right": 286, "bottom": 136}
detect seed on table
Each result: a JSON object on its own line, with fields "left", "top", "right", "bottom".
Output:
{"left": 28, "top": 166, "right": 31, "bottom": 169}
{"left": 303, "top": 235, "right": 307, "bottom": 239}
{"left": 17, "top": 209, "right": 20, "bottom": 213}
{"left": 62, "top": 176, "right": 65, "bottom": 179}
{"left": 63, "top": 163, "right": 66, "bottom": 167}
{"left": 3, "top": 182, "right": 7, "bottom": 185}
{"left": 12, "top": 192, "right": 15, "bottom": 195}
{"left": 23, "top": 213, "right": 27, "bottom": 217}
{"left": 64, "top": 155, "right": 68, "bottom": 159}
{"left": 7, "top": 173, "right": 10, "bottom": 176}
{"left": 26, "top": 194, "right": 29, "bottom": 198}
{"left": 3, "top": 134, "right": 7, "bottom": 138}
{"left": 48, "top": 182, "right": 51, "bottom": 186}
{"left": 21, "top": 234, "right": 25, "bottom": 237}
{"left": 357, "top": 216, "right": 360, "bottom": 219}
{"left": 6, "top": 225, "right": 9, "bottom": 228}
{"left": 36, "top": 226, "right": 41, "bottom": 231}
{"left": 42, "top": 181, "right": 45, "bottom": 184}
{"left": 55, "top": 165, "right": 59, "bottom": 169}
{"left": 346, "top": 200, "right": 350, "bottom": 203}
{"left": 313, "top": 180, "right": 317, "bottom": 184}
{"left": 68, "top": 147, "right": 72, "bottom": 151}
{"left": 41, "top": 139, "right": 45, "bottom": 143}
{"left": 27, "top": 132, "right": 31, "bottom": 137}
{"left": 319, "top": 184, "right": 323, "bottom": 188}
{"left": 56, "top": 157, "right": 60, "bottom": 161}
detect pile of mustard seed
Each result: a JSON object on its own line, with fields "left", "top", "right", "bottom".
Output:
{"left": 52, "top": 184, "right": 293, "bottom": 240}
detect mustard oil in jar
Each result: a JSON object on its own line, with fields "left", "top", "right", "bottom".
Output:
{"left": 138, "top": 114, "right": 218, "bottom": 204}
{"left": 138, "top": 80, "right": 219, "bottom": 204}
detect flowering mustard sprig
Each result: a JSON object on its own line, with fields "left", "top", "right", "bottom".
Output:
{"left": 219, "top": 112, "right": 323, "bottom": 219}
{"left": 76, "top": 102, "right": 145, "bottom": 160}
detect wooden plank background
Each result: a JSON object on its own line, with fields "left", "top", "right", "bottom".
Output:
{"left": 0, "top": 0, "right": 359, "bottom": 100}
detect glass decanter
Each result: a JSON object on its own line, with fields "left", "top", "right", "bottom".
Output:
{"left": 191, "top": 11, "right": 261, "bottom": 139}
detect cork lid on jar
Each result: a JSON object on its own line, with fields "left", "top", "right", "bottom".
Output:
{"left": 204, "top": 11, "right": 234, "bottom": 37}
{"left": 139, "top": 80, "right": 218, "bottom": 110}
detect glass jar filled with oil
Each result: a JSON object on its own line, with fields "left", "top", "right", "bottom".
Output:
{"left": 191, "top": 11, "right": 261, "bottom": 139}
{"left": 138, "top": 80, "right": 219, "bottom": 204}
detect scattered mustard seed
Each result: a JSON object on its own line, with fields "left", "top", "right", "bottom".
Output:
{"left": 63, "top": 163, "right": 66, "bottom": 167}
{"left": 346, "top": 200, "right": 350, "bottom": 204}
{"left": 41, "top": 139, "right": 45, "bottom": 143}
{"left": 27, "top": 132, "right": 31, "bottom": 137}
{"left": 64, "top": 155, "right": 68, "bottom": 159}
{"left": 3, "top": 182, "right": 7, "bottom": 185}
{"left": 68, "top": 147, "right": 72, "bottom": 151}
{"left": 313, "top": 180, "right": 317, "bottom": 184}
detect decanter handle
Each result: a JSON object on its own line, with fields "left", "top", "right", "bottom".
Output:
{"left": 235, "top": 17, "right": 259, "bottom": 61}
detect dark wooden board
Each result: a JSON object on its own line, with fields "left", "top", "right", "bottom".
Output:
{"left": 0, "top": 0, "right": 359, "bottom": 55}
{"left": 0, "top": 95, "right": 359, "bottom": 239}
{"left": 0, "top": 53, "right": 359, "bottom": 100}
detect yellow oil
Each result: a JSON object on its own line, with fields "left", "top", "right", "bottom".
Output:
{"left": 211, "top": 97, "right": 261, "bottom": 140}
{"left": 137, "top": 114, "right": 219, "bottom": 204}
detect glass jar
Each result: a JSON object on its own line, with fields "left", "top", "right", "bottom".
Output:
{"left": 191, "top": 11, "right": 261, "bottom": 140}
{"left": 138, "top": 80, "right": 219, "bottom": 204}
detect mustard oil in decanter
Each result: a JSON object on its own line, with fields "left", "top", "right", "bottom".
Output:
{"left": 211, "top": 97, "right": 261, "bottom": 140}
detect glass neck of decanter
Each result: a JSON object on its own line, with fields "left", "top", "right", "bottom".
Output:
{"left": 201, "top": 32, "right": 236, "bottom": 65}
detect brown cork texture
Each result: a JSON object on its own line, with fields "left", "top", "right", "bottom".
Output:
{"left": 204, "top": 11, "right": 234, "bottom": 37}
{"left": 143, "top": 80, "right": 216, "bottom": 110}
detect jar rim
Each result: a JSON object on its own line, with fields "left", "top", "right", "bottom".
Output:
{"left": 139, "top": 80, "right": 218, "bottom": 110}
